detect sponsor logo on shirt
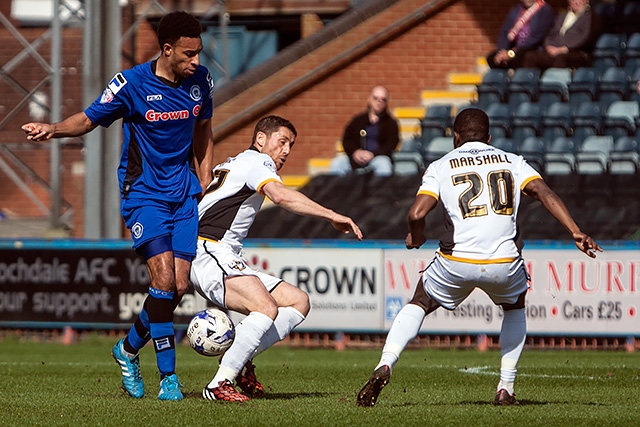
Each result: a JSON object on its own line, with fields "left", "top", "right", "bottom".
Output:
{"left": 193, "top": 105, "right": 201, "bottom": 117}
{"left": 99, "top": 88, "right": 114, "bottom": 104}
{"left": 146, "top": 94, "right": 163, "bottom": 102}
{"left": 145, "top": 109, "right": 190, "bottom": 122}
{"left": 190, "top": 85, "right": 202, "bottom": 101}
{"left": 107, "top": 73, "right": 127, "bottom": 94}
{"left": 264, "top": 159, "right": 277, "bottom": 172}
{"left": 131, "top": 222, "right": 143, "bottom": 239}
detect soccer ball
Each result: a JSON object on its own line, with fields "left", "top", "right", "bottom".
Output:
{"left": 187, "top": 308, "right": 235, "bottom": 356}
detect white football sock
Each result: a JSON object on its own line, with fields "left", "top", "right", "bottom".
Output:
{"left": 253, "top": 306, "right": 306, "bottom": 358}
{"left": 376, "top": 304, "right": 426, "bottom": 371}
{"left": 498, "top": 308, "right": 526, "bottom": 388}
{"left": 208, "top": 311, "right": 273, "bottom": 388}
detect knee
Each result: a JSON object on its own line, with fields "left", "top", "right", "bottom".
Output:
{"left": 254, "top": 298, "right": 279, "bottom": 320}
{"left": 295, "top": 292, "right": 311, "bottom": 317}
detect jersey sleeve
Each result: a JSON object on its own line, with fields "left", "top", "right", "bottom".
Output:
{"left": 247, "top": 154, "right": 282, "bottom": 193}
{"left": 417, "top": 163, "right": 440, "bottom": 200}
{"left": 84, "top": 72, "right": 132, "bottom": 127}
{"left": 516, "top": 156, "right": 543, "bottom": 191}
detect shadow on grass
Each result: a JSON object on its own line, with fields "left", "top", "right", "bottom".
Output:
{"left": 182, "top": 391, "right": 329, "bottom": 400}
{"left": 459, "top": 399, "right": 548, "bottom": 406}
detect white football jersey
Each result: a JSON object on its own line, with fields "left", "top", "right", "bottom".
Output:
{"left": 197, "top": 148, "right": 281, "bottom": 251}
{"left": 418, "top": 141, "right": 541, "bottom": 262}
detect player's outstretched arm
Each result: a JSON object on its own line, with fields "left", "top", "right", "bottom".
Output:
{"left": 21, "top": 112, "right": 97, "bottom": 142}
{"left": 406, "top": 193, "right": 438, "bottom": 249}
{"left": 524, "top": 178, "right": 603, "bottom": 258}
{"left": 262, "top": 181, "right": 363, "bottom": 240}
{"left": 192, "top": 118, "right": 214, "bottom": 193}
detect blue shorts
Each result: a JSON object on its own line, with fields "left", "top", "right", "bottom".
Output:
{"left": 121, "top": 196, "right": 198, "bottom": 260}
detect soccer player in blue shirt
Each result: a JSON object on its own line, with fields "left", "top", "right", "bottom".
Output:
{"left": 21, "top": 11, "right": 214, "bottom": 401}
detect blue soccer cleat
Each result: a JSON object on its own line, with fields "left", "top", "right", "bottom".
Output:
{"left": 111, "top": 338, "right": 145, "bottom": 398}
{"left": 158, "top": 373, "right": 184, "bottom": 401}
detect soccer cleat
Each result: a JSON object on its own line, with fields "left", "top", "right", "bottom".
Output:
{"left": 356, "top": 365, "right": 390, "bottom": 407}
{"left": 236, "top": 360, "right": 264, "bottom": 398}
{"left": 203, "top": 380, "right": 250, "bottom": 402}
{"left": 493, "top": 388, "right": 518, "bottom": 406}
{"left": 158, "top": 373, "right": 184, "bottom": 401}
{"left": 111, "top": 338, "right": 144, "bottom": 398}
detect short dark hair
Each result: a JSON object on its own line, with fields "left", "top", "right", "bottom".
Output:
{"left": 251, "top": 115, "right": 297, "bottom": 146}
{"left": 156, "top": 11, "right": 203, "bottom": 48}
{"left": 453, "top": 107, "right": 490, "bottom": 143}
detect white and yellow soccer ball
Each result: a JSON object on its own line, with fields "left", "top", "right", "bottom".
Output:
{"left": 187, "top": 308, "right": 235, "bottom": 356}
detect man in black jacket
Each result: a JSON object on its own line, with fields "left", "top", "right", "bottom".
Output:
{"left": 330, "top": 86, "right": 400, "bottom": 176}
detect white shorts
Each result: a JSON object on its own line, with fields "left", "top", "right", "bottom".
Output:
{"left": 190, "top": 239, "right": 283, "bottom": 308}
{"left": 422, "top": 253, "right": 530, "bottom": 310}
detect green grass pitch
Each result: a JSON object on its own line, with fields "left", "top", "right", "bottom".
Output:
{"left": 0, "top": 334, "right": 638, "bottom": 426}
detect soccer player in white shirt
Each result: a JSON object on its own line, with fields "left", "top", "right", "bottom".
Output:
{"left": 357, "top": 107, "right": 602, "bottom": 407}
{"left": 190, "top": 115, "right": 362, "bottom": 401}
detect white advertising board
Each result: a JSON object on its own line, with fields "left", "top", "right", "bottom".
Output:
{"left": 242, "top": 247, "right": 384, "bottom": 331}
{"left": 383, "top": 247, "right": 640, "bottom": 336}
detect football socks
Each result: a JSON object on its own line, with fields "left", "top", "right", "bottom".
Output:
{"left": 377, "top": 303, "right": 426, "bottom": 371}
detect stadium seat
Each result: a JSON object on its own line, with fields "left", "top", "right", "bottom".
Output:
{"left": 420, "top": 104, "right": 452, "bottom": 148}
{"left": 568, "top": 67, "right": 598, "bottom": 108}
{"left": 545, "top": 136, "right": 576, "bottom": 175}
{"left": 597, "top": 67, "right": 629, "bottom": 110}
{"left": 603, "top": 100, "right": 639, "bottom": 139}
{"left": 518, "top": 136, "right": 546, "bottom": 173}
{"left": 476, "top": 69, "right": 509, "bottom": 108}
{"left": 538, "top": 68, "right": 571, "bottom": 110}
{"left": 511, "top": 101, "right": 543, "bottom": 141}
{"left": 594, "top": 1, "right": 617, "bottom": 33}
{"left": 507, "top": 68, "right": 541, "bottom": 109}
{"left": 592, "top": 33, "right": 626, "bottom": 74}
{"left": 423, "top": 136, "right": 453, "bottom": 165}
{"left": 575, "top": 135, "right": 614, "bottom": 175}
{"left": 571, "top": 101, "right": 604, "bottom": 145}
{"left": 491, "top": 137, "right": 515, "bottom": 153}
{"left": 627, "top": 68, "right": 640, "bottom": 103}
{"left": 624, "top": 32, "right": 640, "bottom": 74}
{"left": 542, "top": 101, "right": 572, "bottom": 143}
{"left": 392, "top": 151, "right": 425, "bottom": 175}
{"left": 609, "top": 136, "right": 640, "bottom": 175}
{"left": 486, "top": 102, "right": 511, "bottom": 138}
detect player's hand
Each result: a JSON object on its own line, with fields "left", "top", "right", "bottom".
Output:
{"left": 573, "top": 232, "right": 602, "bottom": 258}
{"left": 21, "top": 122, "right": 54, "bottom": 141}
{"left": 330, "top": 215, "right": 363, "bottom": 240}
{"left": 405, "top": 232, "right": 426, "bottom": 249}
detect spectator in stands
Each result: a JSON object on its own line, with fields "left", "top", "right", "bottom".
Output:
{"left": 329, "top": 85, "right": 400, "bottom": 177}
{"left": 522, "top": 0, "right": 602, "bottom": 70}
{"left": 356, "top": 107, "right": 602, "bottom": 408}
{"left": 487, "top": 0, "right": 555, "bottom": 69}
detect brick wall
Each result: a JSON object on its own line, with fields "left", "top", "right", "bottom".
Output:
{"left": 0, "top": 0, "right": 564, "bottom": 236}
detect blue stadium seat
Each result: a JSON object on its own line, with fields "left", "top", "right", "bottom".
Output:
{"left": 518, "top": 136, "right": 546, "bottom": 173}
{"left": 603, "top": 100, "right": 639, "bottom": 139}
{"left": 609, "top": 136, "right": 640, "bottom": 175}
{"left": 624, "top": 33, "right": 640, "bottom": 74}
{"left": 420, "top": 104, "right": 452, "bottom": 148}
{"left": 476, "top": 69, "right": 509, "bottom": 109}
{"left": 545, "top": 136, "right": 576, "bottom": 175}
{"left": 491, "top": 137, "right": 515, "bottom": 153}
{"left": 538, "top": 68, "right": 571, "bottom": 110}
{"left": 575, "top": 135, "right": 614, "bottom": 175}
{"left": 486, "top": 102, "right": 511, "bottom": 138}
{"left": 393, "top": 151, "right": 425, "bottom": 175}
{"left": 597, "top": 67, "right": 629, "bottom": 110}
{"left": 571, "top": 101, "right": 604, "bottom": 145}
{"left": 592, "top": 33, "right": 626, "bottom": 74}
{"left": 512, "top": 101, "right": 543, "bottom": 141}
{"left": 507, "top": 68, "right": 540, "bottom": 109}
{"left": 422, "top": 136, "right": 453, "bottom": 165}
{"left": 568, "top": 67, "right": 598, "bottom": 108}
{"left": 542, "top": 101, "right": 572, "bottom": 143}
